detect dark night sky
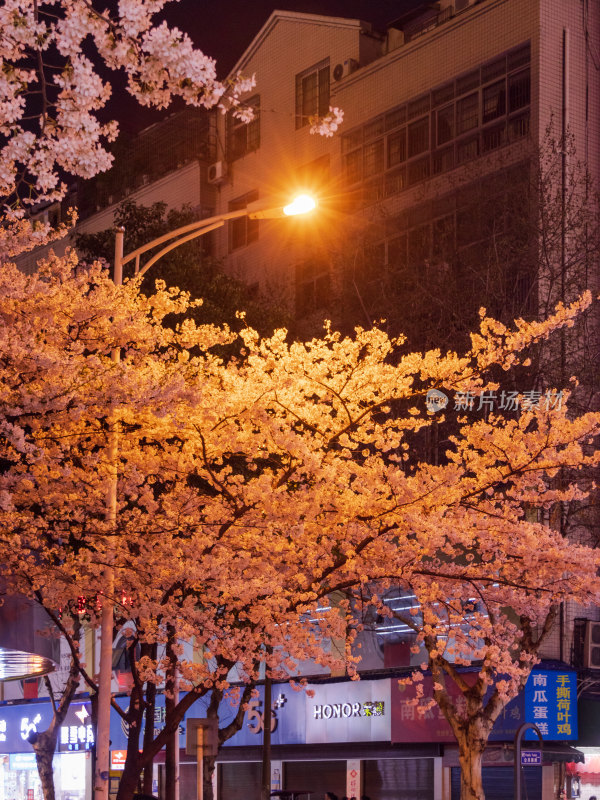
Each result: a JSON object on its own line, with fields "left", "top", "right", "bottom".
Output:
{"left": 170, "top": 1, "right": 403, "bottom": 74}
{"left": 109, "top": 0, "right": 408, "bottom": 133}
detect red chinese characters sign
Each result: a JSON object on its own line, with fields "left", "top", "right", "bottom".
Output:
{"left": 391, "top": 677, "right": 457, "bottom": 743}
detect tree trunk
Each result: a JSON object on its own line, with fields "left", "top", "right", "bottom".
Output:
{"left": 116, "top": 694, "right": 144, "bottom": 800}
{"left": 29, "top": 615, "right": 83, "bottom": 800}
{"left": 202, "top": 754, "right": 217, "bottom": 800}
{"left": 456, "top": 725, "right": 487, "bottom": 800}
{"left": 165, "top": 628, "right": 179, "bottom": 800}
{"left": 31, "top": 730, "right": 58, "bottom": 800}
{"left": 117, "top": 753, "right": 143, "bottom": 800}
{"left": 261, "top": 673, "right": 272, "bottom": 800}
{"left": 165, "top": 692, "right": 179, "bottom": 800}
{"left": 142, "top": 674, "right": 157, "bottom": 796}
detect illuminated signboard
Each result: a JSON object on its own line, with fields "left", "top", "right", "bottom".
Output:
{"left": 391, "top": 668, "right": 578, "bottom": 743}
{"left": 111, "top": 750, "right": 127, "bottom": 771}
{"left": 524, "top": 670, "right": 577, "bottom": 740}
{"left": 0, "top": 700, "right": 94, "bottom": 753}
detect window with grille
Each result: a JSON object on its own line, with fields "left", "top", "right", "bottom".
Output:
{"left": 228, "top": 190, "right": 259, "bottom": 251}
{"left": 295, "top": 59, "right": 330, "bottom": 129}
{"left": 227, "top": 95, "right": 260, "bottom": 161}
{"left": 338, "top": 42, "right": 530, "bottom": 202}
{"left": 295, "top": 258, "right": 331, "bottom": 316}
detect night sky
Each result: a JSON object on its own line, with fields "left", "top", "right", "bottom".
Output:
{"left": 110, "top": 0, "right": 406, "bottom": 132}
{"left": 171, "top": 0, "right": 402, "bottom": 74}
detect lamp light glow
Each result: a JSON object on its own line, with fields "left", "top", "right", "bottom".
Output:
{"left": 283, "top": 194, "right": 317, "bottom": 216}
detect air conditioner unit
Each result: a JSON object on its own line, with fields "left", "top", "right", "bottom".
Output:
{"left": 332, "top": 58, "right": 358, "bottom": 82}
{"left": 455, "top": 0, "right": 474, "bottom": 10}
{"left": 207, "top": 161, "right": 227, "bottom": 185}
{"left": 584, "top": 620, "right": 600, "bottom": 668}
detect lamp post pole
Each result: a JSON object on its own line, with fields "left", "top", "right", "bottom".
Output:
{"left": 93, "top": 196, "right": 316, "bottom": 800}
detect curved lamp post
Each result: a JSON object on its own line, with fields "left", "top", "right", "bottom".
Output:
{"left": 112, "top": 193, "right": 318, "bottom": 283}
{"left": 94, "top": 194, "right": 317, "bottom": 800}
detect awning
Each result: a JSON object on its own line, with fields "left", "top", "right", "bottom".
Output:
{"left": 541, "top": 744, "right": 585, "bottom": 764}
{"left": 484, "top": 744, "right": 585, "bottom": 765}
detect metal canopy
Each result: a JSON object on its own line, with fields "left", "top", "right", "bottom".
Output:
{"left": 0, "top": 593, "right": 59, "bottom": 680}
{"left": 0, "top": 647, "right": 56, "bottom": 681}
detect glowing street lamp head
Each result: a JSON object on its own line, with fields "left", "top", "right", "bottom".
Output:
{"left": 283, "top": 194, "right": 317, "bottom": 216}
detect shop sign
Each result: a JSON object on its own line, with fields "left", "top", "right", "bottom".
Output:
{"left": 109, "top": 695, "right": 186, "bottom": 752}
{"left": 391, "top": 669, "right": 578, "bottom": 744}
{"left": 524, "top": 670, "right": 577, "bottom": 740}
{"left": 0, "top": 700, "right": 93, "bottom": 753}
{"left": 305, "top": 679, "right": 391, "bottom": 744}
{"left": 199, "top": 685, "right": 306, "bottom": 748}
{"left": 110, "top": 750, "right": 127, "bottom": 770}
{"left": 9, "top": 753, "right": 37, "bottom": 770}
{"left": 110, "top": 689, "right": 302, "bottom": 751}
{"left": 58, "top": 703, "right": 94, "bottom": 751}
{"left": 521, "top": 750, "right": 542, "bottom": 765}
{"left": 346, "top": 759, "right": 361, "bottom": 798}
{"left": 108, "top": 677, "right": 393, "bottom": 750}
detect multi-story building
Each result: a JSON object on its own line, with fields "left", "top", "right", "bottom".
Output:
{"left": 209, "top": 1, "right": 599, "bottom": 342}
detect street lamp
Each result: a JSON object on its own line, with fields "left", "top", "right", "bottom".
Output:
{"left": 94, "top": 195, "right": 316, "bottom": 800}
{"left": 112, "top": 195, "right": 319, "bottom": 284}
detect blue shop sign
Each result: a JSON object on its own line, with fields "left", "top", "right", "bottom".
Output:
{"left": 195, "top": 685, "right": 305, "bottom": 747}
{"left": 109, "top": 685, "right": 305, "bottom": 751}
{"left": 524, "top": 670, "right": 577, "bottom": 740}
{"left": 488, "top": 669, "right": 578, "bottom": 741}
{"left": 0, "top": 699, "right": 93, "bottom": 753}
{"left": 521, "top": 750, "right": 542, "bottom": 765}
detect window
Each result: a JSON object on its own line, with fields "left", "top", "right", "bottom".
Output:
{"left": 482, "top": 123, "right": 506, "bottom": 152}
{"left": 482, "top": 80, "right": 506, "bottom": 123}
{"left": 457, "top": 93, "right": 479, "bottom": 134}
{"left": 408, "top": 156, "right": 430, "bottom": 185}
{"left": 509, "top": 69, "right": 530, "bottom": 111}
{"left": 433, "top": 146, "right": 454, "bottom": 175}
{"left": 227, "top": 96, "right": 260, "bottom": 161}
{"left": 437, "top": 104, "right": 454, "bottom": 146}
{"left": 338, "top": 43, "right": 530, "bottom": 203}
{"left": 295, "top": 259, "right": 330, "bottom": 316}
{"left": 408, "top": 117, "right": 429, "bottom": 157}
{"left": 408, "top": 224, "right": 431, "bottom": 265}
{"left": 432, "top": 214, "right": 455, "bottom": 262}
{"left": 509, "top": 113, "right": 530, "bottom": 140}
{"left": 344, "top": 149, "right": 363, "bottom": 183}
{"left": 228, "top": 191, "right": 259, "bottom": 251}
{"left": 457, "top": 136, "right": 479, "bottom": 164}
{"left": 388, "top": 129, "right": 406, "bottom": 167}
{"left": 364, "top": 140, "right": 384, "bottom": 177}
{"left": 295, "top": 59, "right": 330, "bottom": 129}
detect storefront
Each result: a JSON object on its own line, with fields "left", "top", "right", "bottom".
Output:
{"left": 391, "top": 665, "right": 582, "bottom": 800}
{"left": 107, "top": 666, "right": 583, "bottom": 800}
{"left": 0, "top": 698, "right": 93, "bottom": 800}
{"left": 109, "top": 678, "right": 440, "bottom": 800}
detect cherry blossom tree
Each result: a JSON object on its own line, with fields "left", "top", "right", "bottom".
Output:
{"left": 0, "top": 0, "right": 342, "bottom": 262}
{"left": 0, "top": 0, "right": 257, "bottom": 206}
{"left": 1, "top": 254, "right": 599, "bottom": 800}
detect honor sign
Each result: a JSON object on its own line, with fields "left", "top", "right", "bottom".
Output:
{"left": 313, "top": 700, "right": 385, "bottom": 720}
{"left": 306, "top": 680, "right": 391, "bottom": 744}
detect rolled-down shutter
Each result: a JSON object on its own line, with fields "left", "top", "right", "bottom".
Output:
{"left": 364, "top": 757, "right": 434, "bottom": 800}
{"left": 284, "top": 759, "right": 346, "bottom": 798}
{"left": 451, "top": 765, "right": 542, "bottom": 800}
{"left": 219, "top": 761, "right": 261, "bottom": 800}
